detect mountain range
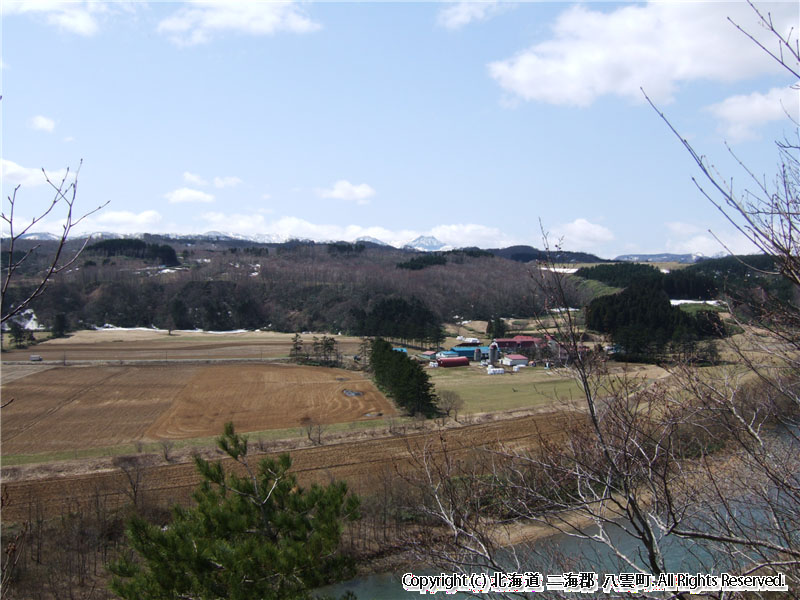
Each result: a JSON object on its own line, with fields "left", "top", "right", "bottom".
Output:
{"left": 16, "top": 231, "right": 716, "bottom": 264}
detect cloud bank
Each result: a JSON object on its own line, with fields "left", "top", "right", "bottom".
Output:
{"left": 489, "top": 2, "right": 796, "bottom": 106}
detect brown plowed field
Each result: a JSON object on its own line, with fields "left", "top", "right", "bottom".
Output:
{"left": 146, "top": 364, "right": 392, "bottom": 439}
{"left": 1, "top": 329, "right": 365, "bottom": 362}
{"left": 1, "top": 411, "right": 575, "bottom": 522}
{"left": 1, "top": 364, "right": 394, "bottom": 455}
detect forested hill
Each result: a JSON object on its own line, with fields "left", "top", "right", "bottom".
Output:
{"left": 86, "top": 239, "right": 180, "bottom": 267}
{"left": 486, "top": 245, "right": 607, "bottom": 264}
{"left": 5, "top": 237, "right": 600, "bottom": 335}
{"left": 575, "top": 262, "right": 717, "bottom": 299}
{"left": 685, "top": 254, "right": 796, "bottom": 305}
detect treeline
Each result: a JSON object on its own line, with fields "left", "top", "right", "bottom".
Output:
{"left": 369, "top": 339, "right": 438, "bottom": 417}
{"left": 396, "top": 254, "right": 447, "bottom": 270}
{"left": 585, "top": 283, "right": 724, "bottom": 359}
{"left": 396, "top": 249, "right": 495, "bottom": 270}
{"left": 289, "top": 333, "right": 341, "bottom": 366}
{"left": 87, "top": 239, "right": 180, "bottom": 267}
{"left": 489, "top": 245, "right": 606, "bottom": 264}
{"left": 576, "top": 263, "right": 717, "bottom": 299}
{"left": 350, "top": 297, "right": 444, "bottom": 347}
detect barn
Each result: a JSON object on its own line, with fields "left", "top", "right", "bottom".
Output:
{"left": 450, "top": 346, "right": 490, "bottom": 359}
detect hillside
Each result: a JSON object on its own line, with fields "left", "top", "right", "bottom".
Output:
{"left": 3, "top": 237, "right": 601, "bottom": 335}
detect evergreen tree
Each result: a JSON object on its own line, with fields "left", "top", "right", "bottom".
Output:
{"left": 290, "top": 333, "right": 305, "bottom": 362}
{"left": 8, "top": 321, "right": 25, "bottom": 348}
{"left": 51, "top": 313, "right": 68, "bottom": 338}
{"left": 368, "top": 339, "right": 439, "bottom": 417}
{"left": 109, "top": 423, "right": 360, "bottom": 600}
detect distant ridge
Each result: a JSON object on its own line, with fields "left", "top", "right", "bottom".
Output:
{"left": 615, "top": 253, "right": 706, "bottom": 264}
{"left": 487, "top": 245, "right": 607, "bottom": 264}
{"left": 15, "top": 230, "right": 609, "bottom": 261}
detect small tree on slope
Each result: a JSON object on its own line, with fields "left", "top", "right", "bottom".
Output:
{"left": 109, "top": 422, "right": 360, "bottom": 600}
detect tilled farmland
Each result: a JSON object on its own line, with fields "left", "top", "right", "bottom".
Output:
{"left": 1, "top": 363, "right": 395, "bottom": 455}
{"left": 1, "top": 411, "right": 574, "bottom": 522}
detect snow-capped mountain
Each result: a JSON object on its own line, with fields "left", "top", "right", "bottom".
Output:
{"left": 403, "top": 236, "right": 451, "bottom": 252}
{"left": 18, "top": 232, "right": 61, "bottom": 241}
{"left": 355, "top": 236, "right": 392, "bottom": 247}
{"left": 614, "top": 253, "right": 708, "bottom": 264}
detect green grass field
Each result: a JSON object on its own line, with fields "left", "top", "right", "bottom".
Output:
{"left": 676, "top": 302, "right": 725, "bottom": 315}
{"left": 429, "top": 364, "right": 584, "bottom": 413}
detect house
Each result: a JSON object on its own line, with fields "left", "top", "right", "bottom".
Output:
{"left": 513, "top": 335, "right": 538, "bottom": 349}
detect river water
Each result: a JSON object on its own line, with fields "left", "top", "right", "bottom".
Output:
{"left": 322, "top": 425, "right": 798, "bottom": 598}
{"left": 320, "top": 521, "right": 720, "bottom": 598}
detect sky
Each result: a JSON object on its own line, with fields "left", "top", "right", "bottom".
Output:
{"left": 2, "top": 1, "right": 798, "bottom": 259}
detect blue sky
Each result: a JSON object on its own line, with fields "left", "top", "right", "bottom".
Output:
{"left": 2, "top": 1, "right": 798, "bottom": 258}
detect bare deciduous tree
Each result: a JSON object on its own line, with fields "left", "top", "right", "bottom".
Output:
{"left": 2, "top": 160, "right": 108, "bottom": 325}
{"left": 301, "top": 415, "right": 327, "bottom": 446}
{"left": 408, "top": 5, "right": 799, "bottom": 596}
{"left": 437, "top": 390, "right": 465, "bottom": 422}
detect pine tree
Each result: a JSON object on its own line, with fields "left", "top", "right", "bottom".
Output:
{"left": 109, "top": 423, "right": 360, "bottom": 600}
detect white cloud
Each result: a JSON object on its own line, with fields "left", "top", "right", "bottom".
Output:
{"left": 489, "top": 2, "right": 797, "bottom": 106}
{"left": 4, "top": 1, "right": 102, "bottom": 36}
{"left": 430, "top": 223, "right": 518, "bottom": 248}
{"left": 183, "top": 171, "right": 208, "bottom": 186}
{"left": 665, "top": 221, "right": 703, "bottom": 237}
{"left": 158, "top": 1, "right": 321, "bottom": 46}
{"left": 261, "top": 193, "right": 272, "bottom": 201}
{"left": 0, "top": 159, "right": 67, "bottom": 187}
{"left": 552, "top": 218, "right": 614, "bottom": 252}
{"left": 438, "top": 1, "right": 504, "bottom": 30}
{"left": 317, "top": 180, "right": 375, "bottom": 204}
{"left": 29, "top": 115, "right": 55, "bottom": 133}
{"left": 665, "top": 221, "right": 760, "bottom": 256}
{"left": 213, "top": 176, "right": 243, "bottom": 189}
{"left": 708, "top": 85, "right": 800, "bottom": 142}
{"left": 164, "top": 187, "right": 215, "bottom": 204}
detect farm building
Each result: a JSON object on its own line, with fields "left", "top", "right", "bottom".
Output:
{"left": 502, "top": 354, "right": 529, "bottom": 367}
{"left": 437, "top": 350, "right": 459, "bottom": 359}
{"left": 493, "top": 338, "right": 517, "bottom": 349}
{"left": 392, "top": 347, "right": 408, "bottom": 353}
{"left": 417, "top": 350, "right": 437, "bottom": 362}
{"left": 438, "top": 356, "right": 470, "bottom": 368}
{"left": 449, "top": 346, "right": 490, "bottom": 360}
{"left": 512, "top": 335, "right": 542, "bottom": 349}
{"left": 494, "top": 336, "right": 546, "bottom": 351}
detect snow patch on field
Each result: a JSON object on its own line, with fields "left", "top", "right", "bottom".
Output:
{"left": 670, "top": 300, "right": 721, "bottom": 306}
{"left": 543, "top": 267, "right": 579, "bottom": 274}
{"left": 94, "top": 324, "right": 251, "bottom": 334}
